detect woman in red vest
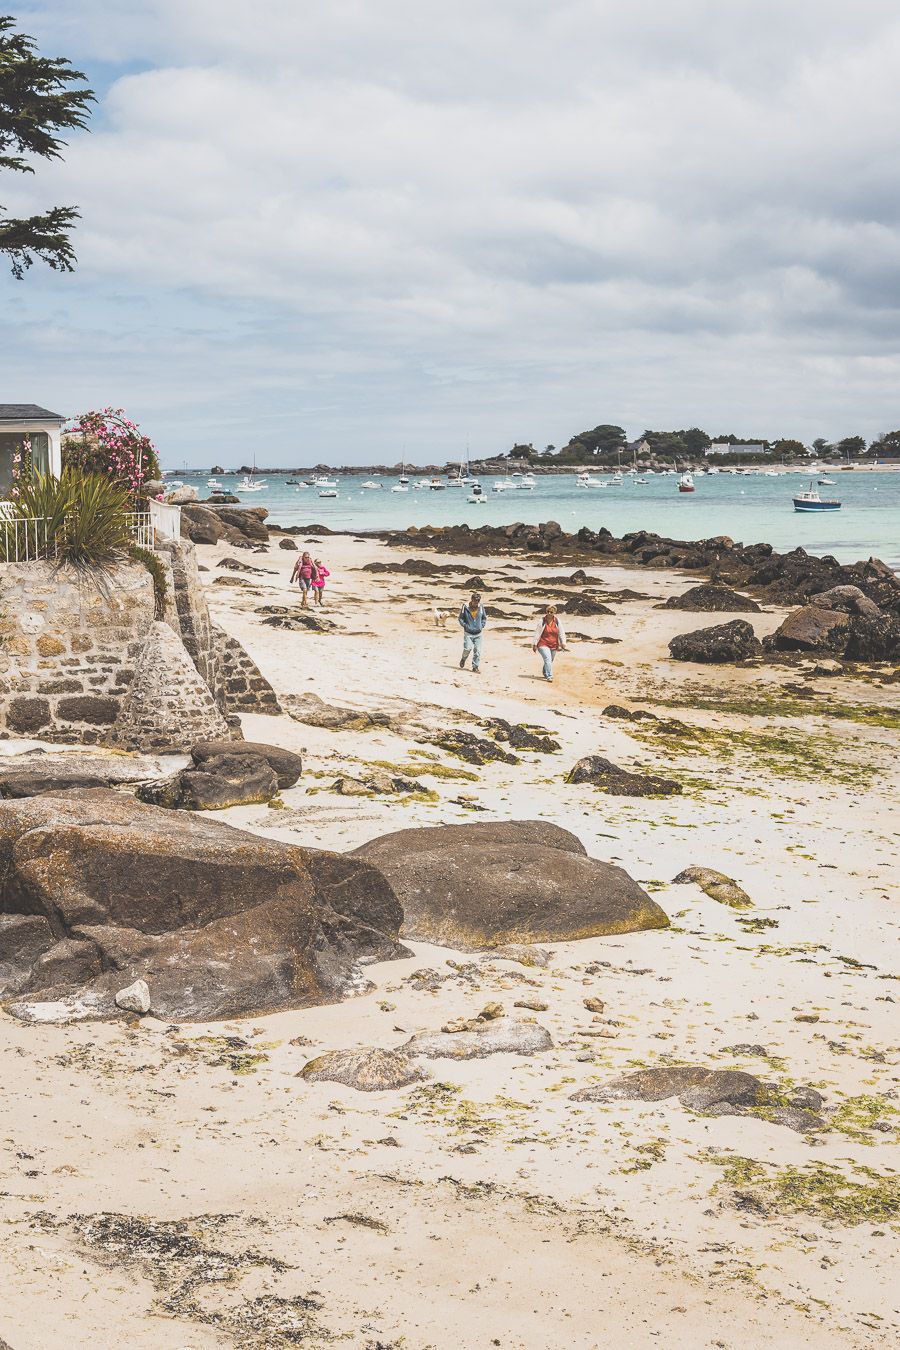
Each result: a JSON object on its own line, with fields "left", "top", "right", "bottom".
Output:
{"left": 532, "top": 605, "right": 568, "bottom": 682}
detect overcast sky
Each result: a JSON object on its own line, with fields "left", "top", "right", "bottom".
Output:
{"left": 4, "top": 1, "right": 900, "bottom": 466}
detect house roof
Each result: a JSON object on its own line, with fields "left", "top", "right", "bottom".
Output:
{"left": 0, "top": 403, "right": 64, "bottom": 424}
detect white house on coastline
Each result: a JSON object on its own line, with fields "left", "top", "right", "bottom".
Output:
{"left": 0, "top": 404, "right": 64, "bottom": 496}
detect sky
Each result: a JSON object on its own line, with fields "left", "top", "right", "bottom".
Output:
{"left": 3, "top": 1, "right": 900, "bottom": 467}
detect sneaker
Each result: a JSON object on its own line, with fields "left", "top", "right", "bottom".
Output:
{"left": 473, "top": 667, "right": 481, "bottom": 674}
{"left": 459, "top": 657, "right": 467, "bottom": 668}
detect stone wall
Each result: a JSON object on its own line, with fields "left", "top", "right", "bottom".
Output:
{"left": 213, "top": 623, "right": 280, "bottom": 715}
{"left": 158, "top": 539, "right": 224, "bottom": 705}
{"left": 0, "top": 561, "right": 155, "bottom": 744}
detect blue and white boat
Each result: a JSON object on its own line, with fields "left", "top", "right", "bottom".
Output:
{"left": 793, "top": 482, "right": 841, "bottom": 512}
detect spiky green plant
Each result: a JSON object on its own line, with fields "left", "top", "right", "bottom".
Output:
{"left": 14, "top": 469, "right": 132, "bottom": 575}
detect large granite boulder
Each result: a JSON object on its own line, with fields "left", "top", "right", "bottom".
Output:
{"left": 765, "top": 605, "right": 849, "bottom": 653}
{"left": 353, "top": 820, "right": 666, "bottom": 949}
{"left": 663, "top": 584, "right": 760, "bottom": 613}
{"left": 668, "top": 619, "right": 762, "bottom": 663}
{"left": 0, "top": 790, "right": 406, "bottom": 1020}
{"left": 180, "top": 503, "right": 227, "bottom": 545}
{"left": 562, "top": 594, "right": 614, "bottom": 617}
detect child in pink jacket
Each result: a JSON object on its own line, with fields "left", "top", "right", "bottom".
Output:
{"left": 312, "top": 558, "right": 330, "bottom": 606}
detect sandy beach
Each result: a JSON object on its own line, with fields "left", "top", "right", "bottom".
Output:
{"left": 1, "top": 527, "right": 897, "bottom": 1349}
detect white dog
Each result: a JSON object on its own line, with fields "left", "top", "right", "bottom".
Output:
{"left": 432, "top": 607, "right": 453, "bottom": 628}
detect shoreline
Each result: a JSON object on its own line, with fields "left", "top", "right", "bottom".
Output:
{"left": 1, "top": 527, "right": 897, "bottom": 1347}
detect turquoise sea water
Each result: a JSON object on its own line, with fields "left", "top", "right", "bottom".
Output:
{"left": 173, "top": 469, "right": 900, "bottom": 567}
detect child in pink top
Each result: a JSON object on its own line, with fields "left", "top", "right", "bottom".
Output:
{"left": 312, "top": 558, "right": 330, "bottom": 605}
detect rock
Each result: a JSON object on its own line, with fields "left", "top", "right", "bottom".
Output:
{"left": 428, "top": 730, "right": 519, "bottom": 765}
{"left": 491, "top": 944, "right": 551, "bottom": 968}
{"left": 794, "top": 1013, "right": 819, "bottom": 1023}
{"left": 191, "top": 740, "right": 303, "bottom": 789}
{"left": 299, "top": 1047, "right": 425, "bottom": 1091}
{"left": 353, "top": 820, "right": 667, "bottom": 950}
{"left": 166, "top": 484, "right": 198, "bottom": 504}
{"left": 0, "top": 752, "right": 171, "bottom": 798}
{"left": 514, "top": 998, "right": 548, "bottom": 1011}
{"left": 487, "top": 718, "right": 560, "bottom": 753}
{"left": 566, "top": 755, "right": 681, "bottom": 797}
{"left": 572, "top": 1065, "right": 768, "bottom": 1112}
{"left": 115, "top": 978, "right": 151, "bottom": 1014}
{"left": 282, "top": 692, "right": 397, "bottom": 733}
{"left": 602, "top": 705, "right": 658, "bottom": 722}
{"left": 722, "top": 1044, "right": 769, "bottom": 1057}
{"left": 766, "top": 606, "right": 849, "bottom": 653}
{"left": 217, "top": 556, "right": 266, "bottom": 574}
{"left": 769, "top": 1106, "right": 823, "bottom": 1133}
{"left": 672, "top": 865, "right": 752, "bottom": 909}
{"left": 278, "top": 537, "right": 298, "bottom": 550}
{"left": 258, "top": 607, "right": 336, "bottom": 634}
{"left": 479, "top": 1001, "right": 504, "bottom": 1020}
{"left": 663, "top": 584, "right": 761, "bottom": 613}
{"left": 572, "top": 1066, "right": 710, "bottom": 1102}
{"left": 669, "top": 619, "right": 762, "bottom": 663}
{"left": 809, "top": 585, "right": 882, "bottom": 619}
{"left": 562, "top": 594, "right": 614, "bottom": 616}
{"left": 843, "top": 614, "right": 900, "bottom": 662}
{"left": 180, "top": 504, "right": 226, "bottom": 545}
{"left": 678, "top": 1070, "right": 768, "bottom": 1111}
{"left": 809, "top": 658, "right": 843, "bottom": 676}
{"left": 787, "top": 1086, "right": 824, "bottom": 1110}
{"left": 0, "top": 790, "right": 406, "bottom": 1020}
{"left": 138, "top": 753, "right": 279, "bottom": 811}
{"left": 583, "top": 997, "right": 605, "bottom": 1013}
{"left": 405, "top": 1018, "right": 553, "bottom": 1060}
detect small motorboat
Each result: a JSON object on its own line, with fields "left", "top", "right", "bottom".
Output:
{"left": 286, "top": 478, "right": 299, "bottom": 485}
{"left": 361, "top": 480, "right": 381, "bottom": 489}
{"left": 793, "top": 482, "right": 841, "bottom": 512}
{"left": 468, "top": 484, "right": 487, "bottom": 504}
{"left": 518, "top": 473, "right": 536, "bottom": 489}
{"left": 238, "top": 477, "right": 264, "bottom": 492}
{"left": 429, "top": 477, "right": 446, "bottom": 491}
{"left": 313, "top": 476, "right": 337, "bottom": 489}
{"left": 318, "top": 488, "right": 338, "bottom": 498}
{"left": 818, "top": 475, "right": 836, "bottom": 486}
{"left": 678, "top": 473, "right": 695, "bottom": 493}
{"left": 391, "top": 483, "right": 408, "bottom": 493}
{"left": 633, "top": 476, "right": 648, "bottom": 485}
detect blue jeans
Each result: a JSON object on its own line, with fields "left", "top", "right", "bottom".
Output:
{"left": 537, "top": 645, "right": 554, "bottom": 679}
{"left": 462, "top": 632, "right": 483, "bottom": 669}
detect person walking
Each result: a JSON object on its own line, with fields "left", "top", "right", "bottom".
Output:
{"left": 458, "top": 591, "right": 487, "bottom": 674}
{"left": 533, "top": 604, "right": 567, "bottom": 682}
{"left": 290, "top": 551, "right": 318, "bottom": 608}
{"left": 311, "top": 558, "right": 330, "bottom": 606}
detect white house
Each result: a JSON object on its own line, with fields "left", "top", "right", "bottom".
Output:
{"left": 0, "top": 404, "right": 64, "bottom": 496}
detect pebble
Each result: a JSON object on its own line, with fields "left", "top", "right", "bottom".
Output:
{"left": 583, "top": 997, "right": 605, "bottom": 1014}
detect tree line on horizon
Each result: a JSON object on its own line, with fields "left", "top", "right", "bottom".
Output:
{"left": 501, "top": 424, "right": 900, "bottom": 466}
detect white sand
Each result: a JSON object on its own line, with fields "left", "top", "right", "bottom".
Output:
{"left": 1, "top": 530, "right": 897, "bottom": 1349}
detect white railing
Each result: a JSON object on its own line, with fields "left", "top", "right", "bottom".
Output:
{"left": 148, "top": 497, "right": 182, "bottom": 541}
{"left": 0, "top": 510, "right": 156, "bottom": 563}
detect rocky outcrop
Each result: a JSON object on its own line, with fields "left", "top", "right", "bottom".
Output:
{"left": 571, "top": 1065, "right": 767, "bottom": 1109}
{"left": 668, "top": 619, "right": 762, "bottom": 663}
{"left": 428, "top": 730, "right": 519, "bottom": 765}
{"left": 107, "top": 622, "right": 231, "bottom": 753}
{"left": 765, "top": 605, "right": 849, "bottom": 653}
{"left": 353, "top": 820, "right": 667, "bottom": 949}
{"left": 180, "top": 503, "right": 269, "bottom": 546}
{"left": 404, "top": 1019, "right": 553, "bottom": 1060}
{"left": 562, "top": 594, "right": 614, "bottom": 616}
{"left": 0, "top": 790, "right": 406, "bottom": 1020}
{"left": 566, "top": 755, "right": 681, "bottom": 797}
{"left": 137, "top": 752, "right": 280, "bottom": 810}
{"left": 663, "top": 584, "right": 760, "bottom": 613}
{"left": 843, "top": 614, "right": 900, "bottom": 662}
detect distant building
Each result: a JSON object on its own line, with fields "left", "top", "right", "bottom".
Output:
{"left": 0, "top": 404, "right": 65, "bottom": 497}
{"left": 705, "top": 441, "right": 767, "bottom": 457}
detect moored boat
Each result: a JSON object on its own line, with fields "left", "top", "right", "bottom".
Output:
{"left": 678, "top": 473, "right": 695, "bottom": 493}
{"left": 793, "top": 482, "right": 841, "bottom": 512}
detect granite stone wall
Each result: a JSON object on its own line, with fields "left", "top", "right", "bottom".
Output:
{"left": 0, "top": 561, "right": 154, "bottom": 744}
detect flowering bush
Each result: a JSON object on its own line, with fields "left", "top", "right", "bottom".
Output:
{"left": 9, "top": 436, "right": 32, "bottom": 497}
{"left": 62, "top": 407, "right": 160, "bottom": 496}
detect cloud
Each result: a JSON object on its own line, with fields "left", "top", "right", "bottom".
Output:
{"left": 5, "top": 0, "right": 900, "bottom": 460}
